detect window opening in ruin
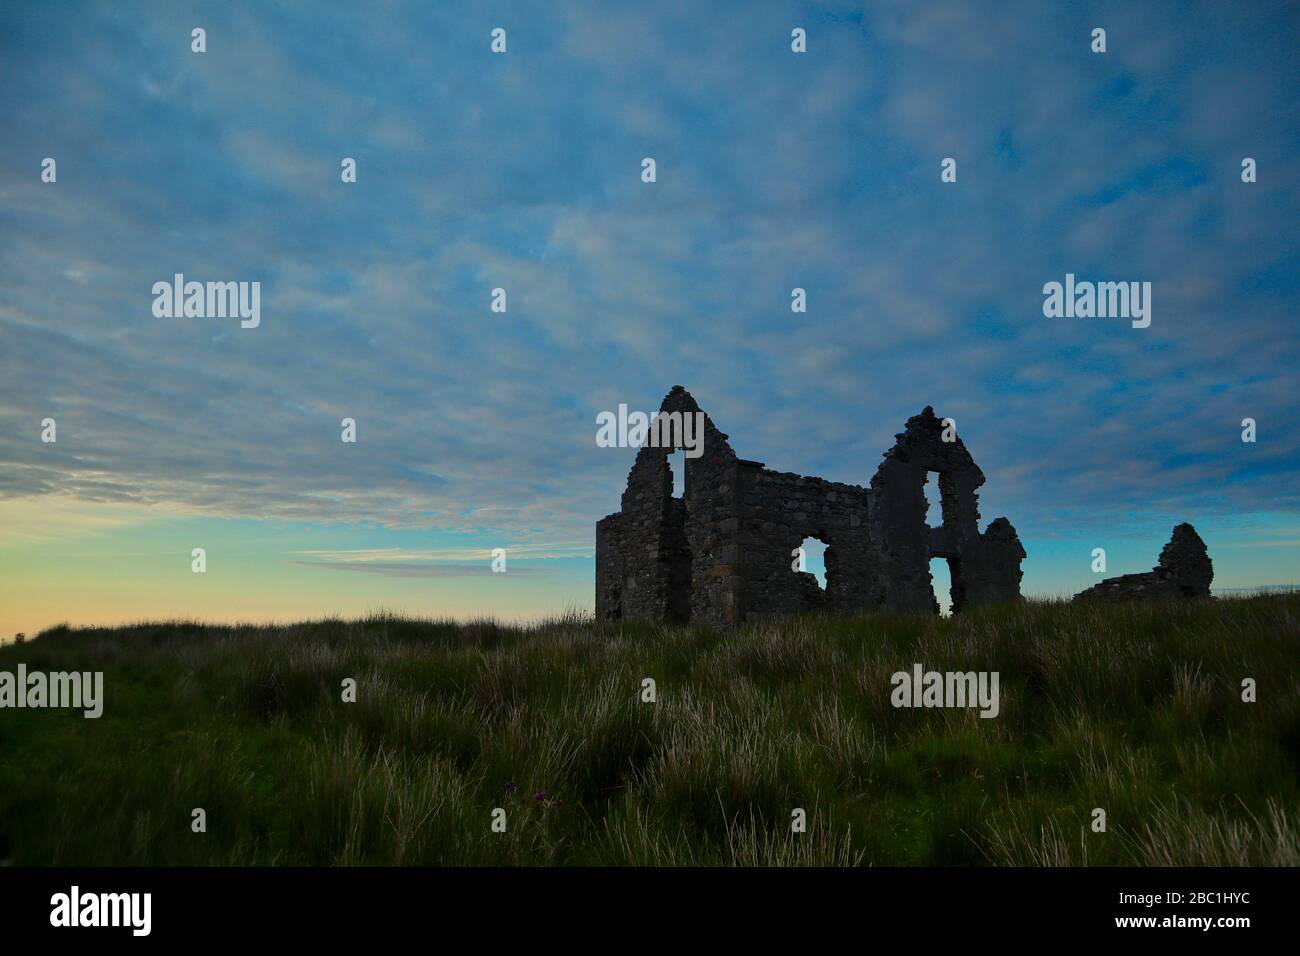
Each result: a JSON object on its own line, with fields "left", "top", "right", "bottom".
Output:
{"left": 797, "top": 536, "right": 828, "bottom": 590}
{"left": 923, "top": 471, "right": 943, "bottom": 527}
{"left": 929, "top": 557, "right": 954, "bottom": 617}
{"left": 668, "top": 449, "right": 685, "bottom": 499}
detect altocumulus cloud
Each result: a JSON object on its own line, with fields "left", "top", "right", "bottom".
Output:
{"left": 0, "top": 0, "right": 1296, "bottom": 556}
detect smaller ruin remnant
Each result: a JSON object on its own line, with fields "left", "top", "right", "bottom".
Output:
{"left": 1073, "top": 523, "right": 1213, "bottom": 601}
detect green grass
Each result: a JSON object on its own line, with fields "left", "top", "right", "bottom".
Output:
{"left": 1, "top": 596, "right": 1297, "bottom": 865}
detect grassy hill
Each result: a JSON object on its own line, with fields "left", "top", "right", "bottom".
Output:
{"left": 2, "top": 596, "right": 1297, "bottom": 865}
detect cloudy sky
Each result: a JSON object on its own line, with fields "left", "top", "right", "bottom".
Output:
{"left": 1, "top": 0, "right": 1297, "bottom": 638}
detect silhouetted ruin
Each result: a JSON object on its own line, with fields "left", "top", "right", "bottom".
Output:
{"left": 596, "top": 386, "right": 1026, "bottom": 625}
{"left": 1073, "top": 523, "right": 1213, "bottom": 601}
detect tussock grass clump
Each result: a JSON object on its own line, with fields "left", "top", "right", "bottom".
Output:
{"left": 0, "top": 595, "right": 1296, "bottom": 865}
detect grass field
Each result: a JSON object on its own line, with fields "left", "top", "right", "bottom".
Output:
{"left": 1, "top": 595, "right": 1297, "bottom": 866}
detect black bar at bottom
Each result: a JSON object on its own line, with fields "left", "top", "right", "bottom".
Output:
{"left": 0, "top": 866, "right": 1281, "bottom": 941}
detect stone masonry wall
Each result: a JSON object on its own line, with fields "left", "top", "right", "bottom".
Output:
{"left": 737, "top": 464, "right": 875, "bottom": 618}
{"left": 869, "top": 407, "right": 1024, "bottom": 614}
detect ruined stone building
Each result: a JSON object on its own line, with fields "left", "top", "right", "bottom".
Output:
{"left": 1073, "top": 523, "right": 1213, "bottom": 601}
{"left": 596, "top": 386, "right": 1026, "bottom": 626}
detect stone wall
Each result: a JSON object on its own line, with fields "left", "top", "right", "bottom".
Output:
{"left": 871, "top": 408, "right": 983, "bottom": 613}
{"left": 736, "top": 464, "right": 876, "bottom": 618}
{"left": 595, "top": 386, "right": 742, "bottom": 626}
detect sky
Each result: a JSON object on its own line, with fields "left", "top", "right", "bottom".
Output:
{"left": 1, "top": 0, "right": 1298, "bottom": 639}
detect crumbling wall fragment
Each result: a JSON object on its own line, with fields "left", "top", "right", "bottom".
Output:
{"left": 1073, "top": 523, "right": 1213, "bottom": 601}
{"left": 868, "top": 407, "right": 1025, "bottom": 614}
